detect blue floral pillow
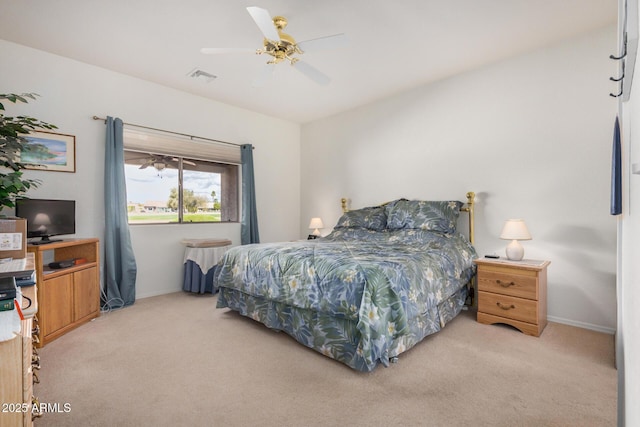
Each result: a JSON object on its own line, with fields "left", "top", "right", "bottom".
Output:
{"left": 334, "top": 206, "right": 387, "bottom": 231}
{"left": 385, "top": 200, "right": 463, "bottom": 234}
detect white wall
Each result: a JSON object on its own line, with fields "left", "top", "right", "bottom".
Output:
{"left": 1, "top": 39, "right": 301, "bottom": 299}
{"left": 619, "top": 0, "right": 640, "bottom": 422}
{"left": 301, "top": 26, "right": 618, "bottom": 332}
{"left": 621, "top": 82, "right": 640, "bottom": 426}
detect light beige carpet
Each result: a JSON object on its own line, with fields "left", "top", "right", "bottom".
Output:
{"left": 35, "top": 292, "right": 616, "bottom": 426}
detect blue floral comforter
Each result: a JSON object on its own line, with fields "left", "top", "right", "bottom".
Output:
{"left": 215, "top": 228, "right": 477, "bottom": 371}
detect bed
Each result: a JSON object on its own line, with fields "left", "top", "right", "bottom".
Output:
{"left": 215, "top": 193, "right": 478, "bottom": 372}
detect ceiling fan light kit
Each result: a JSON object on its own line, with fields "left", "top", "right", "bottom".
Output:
{"left": 259, "top": 15, "right": 301, "bottom": 65}
{"left": 201, "top": 6, "right": 347, "bottom": 86}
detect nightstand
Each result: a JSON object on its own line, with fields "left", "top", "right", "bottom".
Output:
{"left": 474, "top": 258, "right": 550, "bottom": 337}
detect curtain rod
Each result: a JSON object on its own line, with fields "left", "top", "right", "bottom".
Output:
{"left": 91, "top": 115, "right": 245, "bottom": 148}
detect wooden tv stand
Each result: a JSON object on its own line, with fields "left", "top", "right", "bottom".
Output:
{"left": 27, "top": 238, "right": 100, "bottom": 347}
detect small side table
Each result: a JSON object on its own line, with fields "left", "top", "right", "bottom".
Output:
{"left": 474, "top": 257, "right": 550, "bottom": 337}
{"left": 182, "top": 239, "right": 232, "bottom": 294}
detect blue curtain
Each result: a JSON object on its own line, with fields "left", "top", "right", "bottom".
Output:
{"left": 611, "top": 116, "right": 622, "bottom": 215}
{"left": 103, "top": 117, "right": 137, "bottom": 308}
{"left": 241, "top": 144, "right": 260, "bottom": 244}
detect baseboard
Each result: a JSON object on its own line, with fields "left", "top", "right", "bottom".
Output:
{"left": 547, "top": 315, "right": 616, "bottom": 335}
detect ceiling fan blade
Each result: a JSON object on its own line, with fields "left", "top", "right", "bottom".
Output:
{"left": 170, "top": 157, "right": 196, "bottom": 166}
{"left": 252, "top": 63, "right": 276, "bottom": 87}
{"left": 296, "top": 33, "right": 349, "bottom": 53}
{"left": 127, "top": 155, "right": 151, "bottom": 162}
{"left": 246, "top": 6, "right": 280, "bottom": 41}
{"left": 200, "top": 47, "right": 256, "bottom": 54}
{"left": 293, "top": 61, "right": 330, "bottom": 86}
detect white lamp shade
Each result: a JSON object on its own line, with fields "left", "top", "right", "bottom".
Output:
{"left": 308, "top": 217, "right": 324, "bottom": 229}
{"left": 500, "top": 219, "right": 532, "bottom": 241}
{"left": 309, "top": 217, "right": 324, "bottom": 236}
{"left": 500, "top": 219, "right": 531, "bottom": 261}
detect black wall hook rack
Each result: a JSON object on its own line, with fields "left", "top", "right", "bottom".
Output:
{"left": 609, "top": 0, "right": 639, "bottom": 102}
{"left": 610, "top": 73, "right": 625, "bottom": 82}
{"left": 610, "top": 32, "right": 630, "bottom": 99}
{"left": 611, "top": 33, "right": 628, "bottom": 61}
{"left": 610, "top": 49, "right": 627, "bottom": 61}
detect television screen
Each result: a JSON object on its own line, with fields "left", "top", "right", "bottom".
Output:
{"left": 15, "top": 199, "right": 76, "bottom": 244}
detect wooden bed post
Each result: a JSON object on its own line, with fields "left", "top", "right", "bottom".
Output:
{"left": 465, "top": 191, "right": 475, "bottom": 246}
{"left": 462, "top": 191, "right": 476, "bottom": 308}
{"left": 341, "top": 198, "right": 349, "bottom": 213}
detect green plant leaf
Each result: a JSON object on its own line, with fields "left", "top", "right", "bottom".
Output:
{"left": 0, "top": 92, "right": 51, "bottom": 207}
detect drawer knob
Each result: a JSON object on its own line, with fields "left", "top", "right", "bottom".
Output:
{"left": 496, "top": 279, "right": 515, "bottom": 288}
{"left": 496, "top": 302, "right": 516, "bottom": 310}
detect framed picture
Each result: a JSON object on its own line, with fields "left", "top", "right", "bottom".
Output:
{"left": 22, "top": 131, "right": 76, "bottom": 173}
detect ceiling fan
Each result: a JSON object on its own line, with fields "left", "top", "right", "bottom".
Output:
{"left": 201, "top": 6, "right": 348, "bottom": 86}
{"left": 132, "top": 154, "right": 195, "bottom": 172}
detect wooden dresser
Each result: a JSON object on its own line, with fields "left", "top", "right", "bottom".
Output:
{"left": 0, "top": 254, "right": 41, "bottom": 426}
{"left": 27, "top": 238, "right": 100, "bottom": 347}
{"left": 475, "top": 258, "right": 550, "bottom": 337}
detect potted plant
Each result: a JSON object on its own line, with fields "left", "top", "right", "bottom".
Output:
{"left": 0, "top": 93, "right": 57, "bottom": 212}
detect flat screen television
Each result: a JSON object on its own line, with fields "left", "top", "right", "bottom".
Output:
{"left": 15, "top": 199, "right": 76, "bottom": 245}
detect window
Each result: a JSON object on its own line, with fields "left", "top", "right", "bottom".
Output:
{"left": 122, "top": 128, "right": 240, "bottom": 224}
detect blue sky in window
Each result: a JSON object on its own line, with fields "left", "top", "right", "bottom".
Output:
{"left": 124, "top": 164, "right": 221, "bottom": 205}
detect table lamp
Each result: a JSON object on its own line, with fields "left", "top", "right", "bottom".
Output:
{"left": 309, "top": 217, "right": 324, "bottom": 237}
{"left": 500, "top": 219, "right": 531, "bottom": 261}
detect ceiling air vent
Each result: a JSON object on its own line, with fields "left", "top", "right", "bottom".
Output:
{"left": 187, "top": 68, "right": 217, "bottom": 83}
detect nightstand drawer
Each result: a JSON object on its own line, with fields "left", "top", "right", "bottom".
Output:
{"left": 478, "top": 291, "right": 538, "bottom": 324}
{"left": 477, "top": 270, "right": 537, "bottom": 300}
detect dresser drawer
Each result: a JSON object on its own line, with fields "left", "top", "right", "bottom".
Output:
{"left": 478, "top": 291, "right": 538, "bottom": 324}
{"left": 477, "top": 269, "right": 537, "bottom": 300}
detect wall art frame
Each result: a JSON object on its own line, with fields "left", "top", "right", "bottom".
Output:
{"left": 23, "top": 130, "right": 76, "bottom": 173}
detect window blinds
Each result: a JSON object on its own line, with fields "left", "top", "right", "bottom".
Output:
{"left": 123, "top": 127, "right": 241, "bottom": 164}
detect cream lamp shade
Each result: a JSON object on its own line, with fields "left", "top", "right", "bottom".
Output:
{"left": 309, "top": 217, "right": 324, "bottom": 236}
{"left": 500, "top": 219, "right": 532, "bottom": 261}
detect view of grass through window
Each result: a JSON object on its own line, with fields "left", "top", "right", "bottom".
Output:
{"left": 124, "top": 152, "right": 224, "bottom": 224}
